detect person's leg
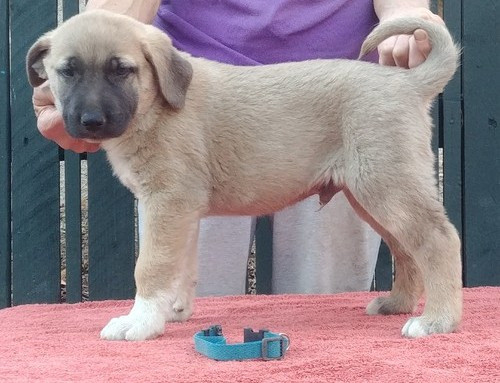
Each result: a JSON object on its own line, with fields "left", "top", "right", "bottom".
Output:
{"left": 139, "top": 202, "right": 254, "bottom": 296}
{"left": 196, "top": 216, "right": 254, "bottom": 296}
{"left": 272, "top": 192, "right": 381, "bottom": 294}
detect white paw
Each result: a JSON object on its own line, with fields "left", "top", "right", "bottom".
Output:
{"left": 401, "top": 315, "right": 457, "bottom": 338}
{"left": 402, "top": 315, "right": 458, "bottom": 338}
{"left": 100, "top": 295, "right": 166, "bottom": 341}
{"left": 100, "top": 312, "right": 165, "bottom": 341}
{"left": 402, "top": 317, "right": 430, "bottom": 338}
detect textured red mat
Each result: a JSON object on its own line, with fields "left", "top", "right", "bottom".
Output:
{"left": 0, "top": 288, "right": 498, "bottom": 383}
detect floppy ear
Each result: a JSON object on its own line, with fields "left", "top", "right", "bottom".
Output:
{"left": 142, "top": 27, "right": 193, "bottom": 109}
{"left": 26, "top": 34, "right": 52, "bottom": 87}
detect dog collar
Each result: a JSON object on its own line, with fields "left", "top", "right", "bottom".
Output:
{"left": 194, "top": 325, "right": 290, "bottom": 361}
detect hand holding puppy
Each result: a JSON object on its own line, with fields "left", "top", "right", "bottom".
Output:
{"left": 377, "top": 7, "right": 445, "bottom": 68}
{"left": 33, "top": 81, "right": 100, "bottom": 153}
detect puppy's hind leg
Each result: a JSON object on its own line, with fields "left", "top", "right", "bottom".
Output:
{"left": 344, "top": 190, "right": 423, "bottom": 315}
{"left": 344, "top": 170, "right": 462, "bottom": 337}
{"left": 368, "top": 241, "right": 424, "bottom": 315}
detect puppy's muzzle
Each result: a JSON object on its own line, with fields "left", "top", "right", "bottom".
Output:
{"left": 80, "top": 110, "right": 106, "bottom": 132}
{"left": 65, "top": 107, "right": 128, "bottom": 140}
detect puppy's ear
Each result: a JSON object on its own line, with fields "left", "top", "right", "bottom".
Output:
{"left": 142, "top": 26, "right": 193, "bottom": 109}
{"left": 26, "top": 33, "right": 52, "bottom": 87}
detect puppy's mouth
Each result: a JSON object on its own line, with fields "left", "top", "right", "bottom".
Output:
{"left": 67, "top": 128, "right": 122, "bottom": 140}
{"left": 65, "top": 121, "right": 128, "bottom": 141}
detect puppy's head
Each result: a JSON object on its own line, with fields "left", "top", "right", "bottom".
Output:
{"left": 26, "top": 10, "right": 193, "bottom": 141}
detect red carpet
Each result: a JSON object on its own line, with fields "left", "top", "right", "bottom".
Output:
{"left": 0, "top": 288, "right": 498, "bottom": 383}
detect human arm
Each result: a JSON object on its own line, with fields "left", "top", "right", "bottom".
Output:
{"left": 32, "top": 0, "right": 161, "bottom": 153}
{"left": 85, "top": 0, "right": 161, "bottom": 23}
{"left": 373, "top": 0, "right": 445, "bottom": 68}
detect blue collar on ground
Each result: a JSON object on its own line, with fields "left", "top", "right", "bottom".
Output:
{"left": 194, "top": 325, "right": 290, "bottom": 361}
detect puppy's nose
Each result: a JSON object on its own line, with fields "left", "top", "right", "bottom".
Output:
{"left": 80, "top": 111, "right": 106, "bottom": 131}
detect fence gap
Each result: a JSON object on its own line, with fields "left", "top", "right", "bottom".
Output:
{"left": 0, "top": 0, "right": 12, "bottom": 309}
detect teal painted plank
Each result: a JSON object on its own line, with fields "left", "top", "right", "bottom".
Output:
{"left": 442, "top": 0, "right": 464, "bottom": 258}
{"left": 374, "top": 242, "right": 393, "bottom": 291}
{"left": 0, "top": 0, "right": 11, "bottom": 308}
{"left": 87, "top": 152, "right": 135, "bottom": 300}
{"left": 63, "top": 0, "right": 79, "bottom": 18}
{"left": 430, "top": 0, "right": 438, "bottom": 14}
{"left": 255, "top": 216, "right": 273, "bottom": 294}
{"left": 11, "top": 0, "right": 60, "bottom": 305}
{"left": 462, "top": 1, "right": 500, "bottom": 286}
{"left": 63, "top": 0, "right": 83, "bottom": 303}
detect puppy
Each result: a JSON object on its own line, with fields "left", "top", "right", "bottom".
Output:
{"left": 27, "top": 10, "right": 462, "bottom": 341}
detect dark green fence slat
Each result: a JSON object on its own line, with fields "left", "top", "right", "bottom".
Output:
{"left": 442, "top": 0, "right": 464, "bottom": 263}
{"left": 0, "top": 0, "right": 11, "bottom": 308}
{"left": 63, "top": 0, "right": 83, "bottom": 304}
{"left": 462, "top": 2, "right": 500, "bottom": 286}
{"left": 430, "top": 0, "right": 438, "bottom": 14}
{"left": 63, "top": 0, "right": 79, "bottom": 18}
{"left": 88, "top": 152, "right": 135, "bottom": 300}
{"left": 374, "top": 242, "right": 393, "bottom": 291}
{"left": 255, "top": 216, "right": 273, "bottom": 294}
{"left": 10, "top": 0, "right": 60, "bottom": 305}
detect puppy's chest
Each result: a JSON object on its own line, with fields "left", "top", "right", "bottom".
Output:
{"left": 106, "top": 152, "right": 141, "bottom": 197}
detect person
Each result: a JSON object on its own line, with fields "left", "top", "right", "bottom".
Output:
{"left": 33, "top": 0, "right": 445, "bottom": 296}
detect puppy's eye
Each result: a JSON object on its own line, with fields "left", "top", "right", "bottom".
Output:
{"left": 58, "top": 67, "right": 75, "bottom": 78}
{"left": 108, "top": 58, "right": 136, "bottom": 79}
{"left": 115, "top": 64, "right": 135, "bottom": 77}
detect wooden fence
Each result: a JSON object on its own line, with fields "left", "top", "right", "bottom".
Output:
{"left": 0, "top": 0, "right": 498, "bottom": 308}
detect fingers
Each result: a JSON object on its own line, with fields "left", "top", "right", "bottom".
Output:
{"left": 36, "top": 105, "right": 65, "bottom": 140}
{"left": 377, "top": 8, "right": 445, "bottom": 69}
{"left": 378, "top": 29, "right": 432, "bottom": 69}
{"left": 58, "top": 137, "right": 100, "bottom": 153}
{"left": 378, "top": 36, "right": 397, "bottom": 66}
{"left": 378, "top": 34, "right": 411, "bottom": 68}
{"left": 408, "top": 29, "right": 430, "bottom": 68}
{"left": 392, "top": 34, "right": 410, "bottom": 68}
{"left": 80, "top": 142, "right": 101, "bottom": 153}
{"left": 32, "top": 81, "right": 55, "bottom": 111}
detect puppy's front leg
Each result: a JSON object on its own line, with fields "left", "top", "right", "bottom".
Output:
{"left": 100, "top": 199, "right": 200, "bottom": 341}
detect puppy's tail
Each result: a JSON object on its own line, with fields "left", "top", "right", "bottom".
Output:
{"left": 359, "top": 18, "right": 459, "bottom": 99}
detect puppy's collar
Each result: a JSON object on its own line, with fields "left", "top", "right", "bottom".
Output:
{"left": 194, "top": 325, "right": 290, "bottom": 361}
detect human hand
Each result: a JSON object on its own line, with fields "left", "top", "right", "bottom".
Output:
{"left": 377, "top": 7, "right": 445, "bottom": 69}
{"left": 33, "top": 82, "right": 100, "bottom": 153}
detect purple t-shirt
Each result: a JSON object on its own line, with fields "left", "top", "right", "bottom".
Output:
{"left": 153, "top": 0, "right": 379, "bottom": 65}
